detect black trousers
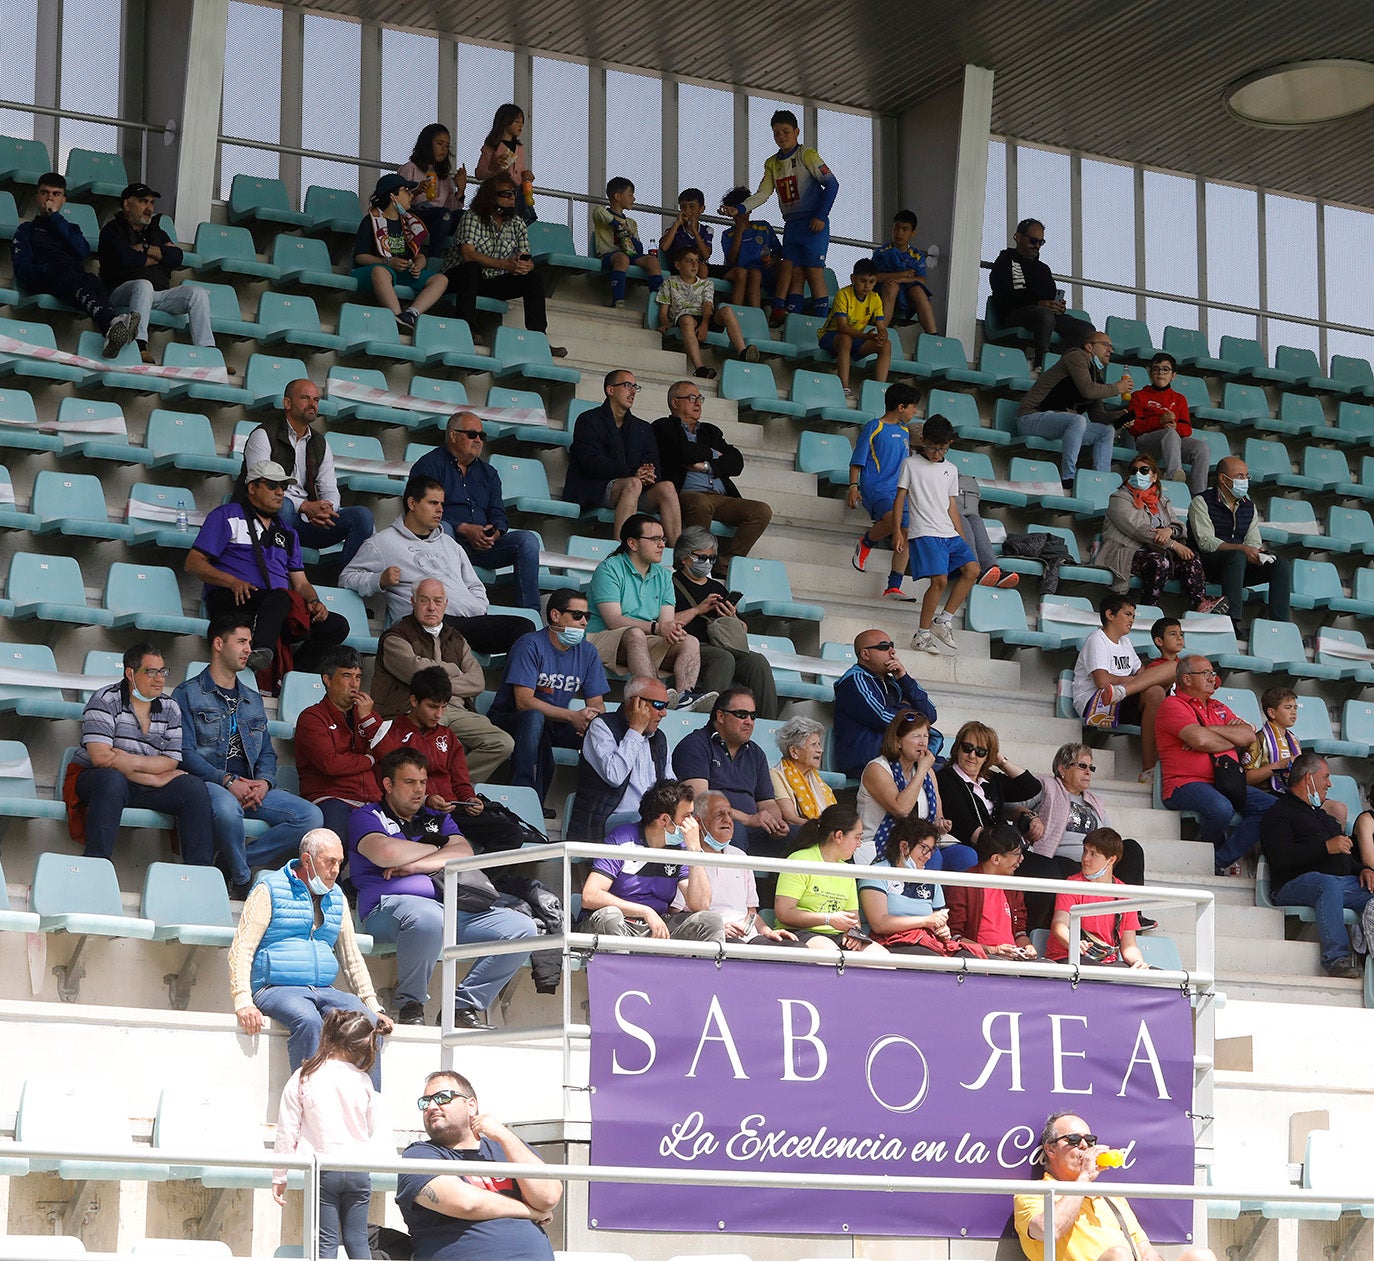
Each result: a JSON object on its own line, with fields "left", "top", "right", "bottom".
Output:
{"left": 446, "top": 261, "right": 548, "bottom": 332}
{"left": 205, "top": 586, "right": 349, "bottom": 673}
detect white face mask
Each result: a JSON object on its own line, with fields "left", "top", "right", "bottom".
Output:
{"left": 307, "top": 872, "right": 331, "bottom": 896}
{"left": 663, "top": 826, "right": 685, "bottom": 848}
{"left": 700, "top": 831, "right": 729, "bottom": 851}
{"left": 1081, "top": 859, "right": 1112, "bottom": 882}
{"left": 422, "top": 622, "right": 443, "bottom": 638}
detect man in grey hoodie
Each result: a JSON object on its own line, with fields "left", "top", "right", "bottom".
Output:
{"left": 340, "top": 475, "right": 533, "bottom": 654}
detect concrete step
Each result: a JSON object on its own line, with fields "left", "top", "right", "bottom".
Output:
{"left": 1216, "top": 972, "right": 1364, "bottom": 1007}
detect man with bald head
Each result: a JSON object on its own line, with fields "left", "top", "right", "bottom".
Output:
{"left": 1188, "top": 456, "right": 1291, "bottom": 638}
{"left": 832, "top": 628, "right": 939, "bottom": 779}
{"left": 410, "top": 410, "right": 542, "bottom": 609}
{"left": 241, "top": 378, "right": 375, "bottom": 568}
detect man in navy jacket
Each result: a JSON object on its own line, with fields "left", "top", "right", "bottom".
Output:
{"left": 833, "top": 628, "right": 939, "bottom": 779}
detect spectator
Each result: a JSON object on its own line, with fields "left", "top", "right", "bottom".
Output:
{"left": 673, "top": 687, "right": 789, "bottom": 853}
{"left": 66, "top": 641, "right": 213, "bottom": 867}
{"left": 988, "top": 218, "right": 1093, "bottom": 371}
{"left": 241, "top": 378, "right": 376, "bottom": 569}
{"left": 294, "top": 647, "right": 382, "bottom": 841}
{"left": 1187, "top": 456, "right": 1292, "bottom": 639}
{"left": 352, "top": 173, "right": 429, "bottom": 329}
{"left": 945, "top": 821, "right": 1038, "bottom": 959}
{"left": 174, "top": 615, "right": 324, "bottom": 899}
{"left": 402, "top": 173, "right": 564, "bottom": 349}
{"left": 398, "top": 123, "right": 467, "bottom": 258}
{"left": 488, "top": 588, "right": 608, "bottom": 808}
{"left": 350, "top": 748, "right": 537, "bottom": 1027}
{"left": 1015, "top": 1111, "right": 1218, "bottom": 1261}
{"left": 726, "top": 109, "right": 838, "bottom": 322}
{"left": 592, "top": 176, "right": 663, "bottom": 308}
{"left": 655, "top": 383, "right": 774, "bottom": 565}
{"left": 370, "top": 666, "right": 483, "bottom": 817}
{"left": 659, "top": 187, "right": 714, "bottom": 270}
{"left": 567, "top": 676, "right": 670, "bottom": 842}
{"left": 936, "top": 721, "right": 1043, "bottom": 848}
{"left": 339, "top": 475, "right": 531, "bottom": 656}
{"left": 566, "top": 369, "right": 682, "bottom": 541}
{"left": 833, "top": 628, "right": 939, "bottom": 779}
{"left": 849, "top": 382, "right": 919, "bottom": 595}
{"left": 578, "top": 779, "right": 726, "bottom": 941}
{"left": 871, "top": 208, "right": 938, "bottom": 334}
{"left": 892, "top": 413, "right": 981, "bottom": 649}
{"left": 475, "top": 104, "right": 537, "bottom": 222}
{"left": 585, "top": 513, "right": 712, "bottom": 708}
{"left": 228, "top": 829, "right": 392, "bottom": 1088}
{"left": 857, "top": 709, "right": 974, "bottom": 870}
{"left": 98, "top": 181, "right": 212, "bottom": 364}
{"left": 1120, "top": 352, "right": 1211, "bottom": 495}
{"left": 670, "top": 526, "right": 779, "bottom": 718}
{"left": 410, "top": 411, "right": 543, "bottom": 610}
{"left": 1156, "top": 654, "right": 1275, "bottom": 874}
{"left": 773, "top": 805, "right": 888, "bottom": 954}
{"left": 857, "top": 817, "right": 954, "bottom": 954}
{"left": 718, "top": 186, "right": 781, "bottom": 309}
{"left": 12, "top": 172, "right": 139, "bottom": 357}
{"left": 656, "top": 247, "right": 753, "bottom": 378}
{"left": 1070, "top": 594, "right": 1177, "bottom": 780}
{"left": 1149, "top": 615, "right": 1186, "bottom": 670}
{"left": 1243, "top": 686, "right": 1347, "bottom": 829}
{"left": 678, "top": 791, "right": 799, "bottom": 945}
{"left": 1016, "top": 328, "right": 1132, "bottom": 488}
{"left": 397, "top": 1068, "right": 560, "bottom": 1261}
{"left": 372, "top": 577, "right": 512, "bottom": 784}
{"left": 1261, "top": 752, "right": 1373, "bottom": 979}
{"left": 1349, "top": 774, "right": 1374, "bottom": 882}
{"left": 1045, "top": 827, "right": 1148, "bottom": 967}
{"left": 770, "top": 715, "right": 836, "bottom": 827}
{"left": 186, "top": 459, "right": 349, "bottom": 681}
{"left": 817, "top": 258, "right": 890, "bottom": 405}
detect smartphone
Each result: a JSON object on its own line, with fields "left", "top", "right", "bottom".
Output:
{"left": 727, "top": 590, "right": 744, "bottom": 606}
{"left": 845, "top": 926, "right": 873, "bottom": 945}
{"left": 519, "top": 252, "right": 532, "bottom": 261}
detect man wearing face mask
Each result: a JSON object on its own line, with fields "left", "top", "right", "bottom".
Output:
{"left": 488, "top": 588, "right": 609, "bottom": 809}
{"left": 1260, "top": 752, "right": 1374, "bottom": 980}
{"left": 228, "top": 828, "right": 393, "bottom": 1086}
{"left": 1188, "top": 456, "right": 1292, "bottom": 639}
{"left": 1044, "top": 827, "right": 1148, "bottom": 967}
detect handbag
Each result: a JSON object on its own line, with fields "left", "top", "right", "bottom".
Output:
{"left": 457, "top": 795, "right": 550, "bottom": 853}
{"left": 674, "top": 574, "right": 750, "bottom": 652}
{"left": 1194, "top": 699, "right": 1249, "bottom": 812}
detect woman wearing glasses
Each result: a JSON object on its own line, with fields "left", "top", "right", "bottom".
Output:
{"left": 770, "top": 715, "right": 835, "bottom": 827}
{"left": 936, "top": 721, "right": 1042, "bottom": 847}
{"left": 1095, "top": 452, "right": 1224, "bottom": 613}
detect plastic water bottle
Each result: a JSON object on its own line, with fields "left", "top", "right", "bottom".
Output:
{"left": 1096, "top": 1148, "right": 1127, "bottom": 1169}
{"left": 925, "top": 244, "right": 940, "bottom": 271}
{"left": 176, "top": 498, "right": 188, "bottom": 534}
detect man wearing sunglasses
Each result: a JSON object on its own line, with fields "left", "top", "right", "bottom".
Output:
{"left": 833, "top": 628, "right": 939, "bottom": 779}
{"left": 1015, "top": 1110, "right": 1216, "bottom": 1261}
{"left": 398, "top": 1068, "right": 561, "bottom": 1260}
{"left": 410, "top": 410, "right": 542, "bottom": 611}
{"left": 988, "top": 218, "right": 1093, "bottom": 373}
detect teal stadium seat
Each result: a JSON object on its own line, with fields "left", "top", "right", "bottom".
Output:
{"left": 489, "top": 453, "right": 580, "bottom": 518}
{"left": 272, "top": 671, "right": 326, "bottom": 738}
{"left": 192, "top": 222, "right": 282, "bottom": 280}
{"left": 0, "top": 743, "right": 68, "bottom": 839}
{"left": 0, "top": 190, "right": 17, "bottom": 240}
{"left": 977, "top": 342, "right": 1034, "bottom": 391}
{"left": 53, "top": 396, "right": 154, "bottom": 464}
{"left": 795, "top": 431, "right": 853, "bottom": 489}
{"left": 1261, "top": 498, "right": 1342, "bottom": 551}
{"left": 1332, "top": 402, "right": 1374, "bottom": 445}
{"left": 1217, "top": 335, "right": 1297, "bottom": 385}
{"left": 1290, "top": 560, "right": 1345, "bottom": 612}
{"left": 0, "top": 317, "right": 95, "bottom": 384}
{"left": 314, "top": 585, "right": 377, "bottom": 652}
{"left": 0, "top": 467, "right": 39, "bottom": 531}
{"left": 303, "top": 184, "right": 364, "bottom": 234}
{"left": 71, "top": 330, "right": 184, "bottom": 401}
{"left": 271, "top": 232, "right": 355, "bottom": 293}
{"left": 747, "top": 634, "right": 831, "bottom": 701}
{"left": 912, "top": 333, "right": 995, "bottom": 385}
{"left": 126, "top": 482, "right": 202, "bottom": 550}
{"left": 929, "top": 387, "right": 1004, "bottom": 445}
{"left": 724, "top": 304, "right": 792, "bottom": 357}
{"left": 0, "top": 854, "right": 40, "bottom": 935}
{"left": 0, "top": 642, "right": 78, "bottom": 718}
{"left": 1288, "top": 693, "right": 1367, "bottom": 758}
{"left": 1163, "top": 326, "right": 1239, "bottom": 376}
{"left": 720, "top": 360, "right": 805, "bottom": 419}
{"left": 474, "top": 783, "right": 547, "bottom": 832}
{"left": 1282, "top": 446, "right": 1351, "bottom": 494}
{"left": 142, "top": 863, "right": 237, "bottom": 1008}
{"left": 183, "top": 280, "right": 268, "bottom": 340}
{"left": 491, "top": 327, "right": 580, "bottom": 384}
{"left": 64, "top": 147, "right": 129, "bottom": 198}
{"left": 152, "top": 1084, "right": 291, "bottom": 1190}
{"left": 726, "top": 557, "right": 824, "bottom": 623}
{"left": 790, "top": 370, "right": 868, "bottom": 423}
{"left": 524, "top": 221, "right": 600, "bottom": 272}
{"left": 228, "top": 174, "right": 312, "bottom": 229}
{"left": 782, "top": 313, "right": 829, "bottom": 363}
{"left": 1103, "top": 316, "right": 1160, "bottom": 362}
{"left": 1194, "top": 381, "right": 1269, "bottom": 427}
{"left": 17, "top": 1074, "right": 169, "bottom": 1181}
{"left": 1328, "top": 507, "right": 1374, "bottom": 555}
{"left": 965, "top": 586, "right": 1060, "bottom": 652}
{"left": 0, "top": 385, "right": 60, "bottom": 454}
{"left": 256, "top": 291, "right": 347, "bottom": 353}
{"left": 325, "top": 365, "right": 417, "bottom": 427}
{"left": 1329, "top": 355, "right": 1374, "bottom": 398}
{"left": 105, "top": 563, "right": 209, "bottom": 636}
{"left": 32, "top": 470, "right": 134, "bottom": 541}
{"left": 243, "top": 353, "right": 313, "bottom": 410}
{"left": 1177, "top": 612, "right": 1267, "bottom": 672}
{"left": 146, "top": 409, "right": 240, "bottom": 476}
{"left": 336, "top": 302, "right": 425, "bottom": 364}
{"left": 0, "top": 135, "right": 51, "bottom": 184}
{"left": 1316, "top": 630, "right": 1374, "bottom": 684}
{"left": 7, "top": 553, "right": 113, "bottom": 627}
{"left": 1332, "top": 568, "right": 1374, "bottom": 617}
{"left": 1267, "top": 392, "right": 1329, "bottom": 440}
{"left": 414, "top": 315, "right": 490, "bottom": 373}
{"left": 1274, "top": 345, "right": 1347, "bottom": 393}
{"left": 1247, "top": 619, "right": 1343, "bottom": 681}
{"left": 1242, "top": 437, "right": 1291, "bottom": 486}
{"left": 327, "top": 431, "right": 405, "bottom": 496}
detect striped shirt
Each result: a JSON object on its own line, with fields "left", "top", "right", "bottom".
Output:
{"left": 447, "top": 210, "right": 530, "bottom": 278}
{"left": 73, "top": 682, "right": 183, "bottom": 769}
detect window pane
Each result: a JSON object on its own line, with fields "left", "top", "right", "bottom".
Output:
{"left": 1078, "top": 286, "right": 1135, "bottom": 330}
{"left": 1081, "top": 159, "right": 1134, "bottom": 288}
{"left": 1264, "top": 193, "right": 1317, "bottom": 321}
{"left": 1143, "top": 171, "right": 1198, "bottom": 310}
{"left": 1015, "top": 147, "right": 1071, "bottom": 281}
{"left": 606, "top": 67, "right": 663, "bottom": 248}
{"left": 60, "top": 0, "right": 122, "bottom": 166}
{"left": 383, "top": 30, "right": 439, "bottom": 176}
{"left": 532, "top": 57, "right": 589, "bottom": 252}
{"left": 1205, "top": 183, "right": 1258, "bottom": 309}
{"left": 1147, "top": 298, "right": 1204, "bottom": 343}
{"left": 1327, "top": 329, "right": 1374, "bottom": 368}
{"left": 1265, "top": 317, "right": 1319, "bottom": 358}
{"left": 221, "top": 1, "right": 282, "bottom": 194}
{"left": 1324, "top": 206, "right": 1374, "bottom": 339}
{"left": 978, "top": 140, "right": 1007, "bottom": 318}
{"left": 0, "top": 3, "right": 38, "bottom": 138}
{"left": 456, "top": 44, "right": 513, "bottom": 174}
{"left": 816, "top": 107, "right": 874, "bottom": 281}
{"left": 302, "top": 15, "right": 361, "bottom": 198}
{"left": 678, "top": 81, "right": 734, "bottom": 257}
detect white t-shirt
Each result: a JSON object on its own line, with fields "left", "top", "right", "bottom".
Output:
{"left": 896, "top": 454, "right": 958, "bottom": 538}
{"left": 1071, "top": 628, "right": 1141, "bottom": 714}
{"left": 672, "top": 841, "right": 757, "bottom": 930}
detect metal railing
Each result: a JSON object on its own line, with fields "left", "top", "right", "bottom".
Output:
{"left": 0, "top": 99, "right": 175, "bottom": 184}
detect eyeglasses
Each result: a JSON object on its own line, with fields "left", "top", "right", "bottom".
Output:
{"left": 674, "top": 393, "right": 705, "bottom": 405}
{"left": 1024, "top": 235, "right": 1046, "bottom": 246}
{"left": 137, "top": 666, "right": 170, "bottom": 680}
{"left": 912, "top": 842, "right": 936, "bottom": 855}
{"left": 614, "top": 381, "right": 643, "bottom": 394}
{"left": 559, "top": 609, "right": 590, "bottom": 621}
{"left": 496, "top": 189, "right": 517, "bottom": 197}
{"left": 1052, "top": 1133, "right": 1097, "bottom": 1149}
{"left": 1072, "top": 761, "right": 1098, "bottom": 773}
{"left": 645, "top": 698, "right": 669, "bottom": 712}
{"left": 689, "top": 551, "right": 717, "bottom": 564}
{"left": 453, "top": 429, "right": 486, "bottom": 440}
{"left": 1128, "top": 467, "right": 1153, "bottom": 476}
{"left": 722, "top": 708, "right": 756, "bottom": 720}
{"left": 862, "top": 640, "right": 896, "bottom": 653}
{"left": 1184, "top": 669, "right": 1219, "bottom": 678}
{"left": 637, "top": 533, "right": 666, "bottom": 544}
{"left": 417, "top": 1089, "right": 471, "bottom": 1110}
{"left": 959, "top": 741, "right": 990, "bottom": 757}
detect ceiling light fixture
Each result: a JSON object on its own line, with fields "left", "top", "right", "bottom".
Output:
{"left": 1226, "top": 59, "right": 1374, "bottom": 128}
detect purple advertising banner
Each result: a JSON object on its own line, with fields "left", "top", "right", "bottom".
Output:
{"left": 588, "top": 956, "right": 1195, "bottom": 1240}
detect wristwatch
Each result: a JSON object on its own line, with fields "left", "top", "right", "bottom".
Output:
{"left": 222, "top": 773, "right": 237, "bottom": 788}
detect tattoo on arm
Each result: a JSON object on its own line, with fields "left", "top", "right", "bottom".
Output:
{"left": 421, "top": 1184, "right": 439, "bottom": 1205}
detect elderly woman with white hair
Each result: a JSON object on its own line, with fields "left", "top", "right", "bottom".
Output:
{"left": 670, "top": 525, "right": 779, "bottom": 717}
{"left": 769, "top": 714, "right": 836, "bottom": 828}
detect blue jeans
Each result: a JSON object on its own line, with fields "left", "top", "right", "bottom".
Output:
{"left": 74, "top": 766, "right": 214, "bottom": 865}
{"left": 1272, "top": 872, "right": 1372, "bottom": 967}
{"left": 364, "top": 894, "right": 537, "bottom": 1012}
{"left": 1165, "top": 782, "right": 1276, "bottom": 870}
{"left": 206, "top": 783, "right": 324, "bottom": 886}
{"left": 492, "top": 706, "right": 584, "bottom": 802}
{"left": 279, "top": 496, "right": 375, "bottom": 569}
{"left": 251, "top": 985, "right": 383, "bottom": 1089}
{"left": 460, "top": 528, "right": 541, "bottom": 610}
{"left": 1016, "top": 410, "right": 1114, "bottom": 480}
{"left": 318, "top": 1168, "right": 372, "bottom": 1261}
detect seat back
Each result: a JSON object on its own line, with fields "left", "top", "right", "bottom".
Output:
{"left": 1292, "top": 560, "right": 1344, "bottom": 603}
{"left": 725, "top": 304, "right": 772, "bottom": 342}
{"left": 152, "top": 1082, "right": 268, "bottom": 1159}
{"left": 947, "top": 449, "right": 996, "bottom": 480}
{"left": 0, "top": 317, "right": 59, "bottom": 351}
{"left": 7, "top": 552, "right": 88, "bottom": 606}
{"left": 1220, "top": 382, "right": 1268, "bottom": 420}
{"left": 782, "top": 313, "right": 826, "bottom": 351}
{"left": 1242, "top": 437, "right": 1291, "bottom": 481}
{"left": 313, "top": 586, "right": 372, "bottom": 639}
{"left": 721, "top": 360, "right": 781, "bottom": 403}
{"left": 32, "top": 471, "right": 111, "bottom": 526}
{"left": 56, "top": 396, "right": 129, "bottom": 436}
{"left": 0, "top": 643, "right": 61, "bottom": 709}
{"left": 408, "top": 373, "right": 470, "bottom": 413}
{"left": 791, "top": 370, "right": 846, "bottom": 407}
{"left": 915, "top": 333, "right": 970, "bottom": 369}
{"left": 244, "top": 353, "right": 312, "bottom": 403}
{"left": 415, "top": 314, "right": 478, "bottom": 357}
{"left": 59, "top": 202, "right": 99, "bottom": 250}
{"left": 965, "top": 584, "right": 1030, "bottom": 634}
{"left": 1250, "top": 618, "right": 1309, "bottom": 667}
{"left": 271, "top": 232, "right": 336, "bottom": 273}
{"left": 193, "top": 221, "right": 260, "bottom": 263}
{"left": 0, "top": 385, "right": 38, "bottom": 426}
{"left": 489, "top": 453, "right": 553, "bottom": 498}
{"left": 146, "top": 409, "right": 220, "bottom": 460}
{"left": 473, "top": 784, "right": 545, "bottom": 831}
{"left": 1073, "top": 469, "right": 1121, "bottom": 512}
{"left": 277, "top": 671, "right": 326, "bottom": 729}
{"left": 1289, "top": 694, "right": 1336, "bottom": 743}
{"left": 128, "top": 481, "right": 197, "bottom": 524}
{"left": 1103, "top": 316, "right": 1153, "bottom": 354}
{"left": 183, "top": 280, "right": 247, "bottom": 323}
{"left": 1169, "top": 374, "right": 1211, "bottom": 413}
{"left": 1213, "top": 685, "right": 1263, "bottom": 729}
{"left": 1162, "top": 326, "right": 1208, "bottom": 361}
{"left": 230, "top": 174, "right": 296, "bottom": 217}
{"left": 65, "top": 147, "right": 128, "bottom": 192}
{"left": 303, "top": 184, "right": 363, "bottom": 226}
{"left": 1274, "top": 345, "right": 1322, "bottom": 378}
{"left": 1342, "top": 699, "right": 1374, "bottom": 748}
{"left": 1331, "top": 355, "right": 1374, "bottom": 389}
{"left": 927, "top": 387, "right": 980, "bottom": 429}
{"left": 1278, "top": 392, "right": 1327, "bottom": 434}
{"left": 1302, "top": 446, "right": 1349, "bottom": 484}
{"left": 1218, "top": 336, "right": 1266, "bottom": 373}
{"left": 105, "top": 563, "right": 185, "bottom": 618}
{"left": 0, "top": 135, "right": 52, "bottom": 179}
{"left": 141, "top": 862, "right": 235, "bottom": 930}
{"left": 1135, "top": 934, "right": 1183, "bottom": 971}
{"left": 492, "top": 326, "right": 554, "bottom": 367}
{"left": 257, "top": 291, "right": 324, "bottom": 334}
{"left": 567, "top": 535, "right": 619, "bottom": 567}
{"left": 1336, "top": 401, "right": 1374, "bottom": 437}
{"left": 1264, "top": 496, "right": 1319, "bottom": 532}
{"left": 1328, "top": 506, "right": 1374, "bottom": 546}
{"left": 326, "top": 430, "right": 386, "bottom": 465}
{"left": 978, "top": 343, "right": 1029, "bottom": 379}
{"left": 726, "top": 556, "right": 795, "bottom": 602}
{"left": 30, "top": 852, "right": 126, "bottom": 918}
{"left": 338, "top": 302, "right": 402, "bottom": 347}
{"left": 795, "top": 431, "right": 853, "bottom": 477}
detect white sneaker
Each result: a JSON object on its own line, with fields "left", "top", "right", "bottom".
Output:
{"left": 1354, "top": 900, "right": 1374, "bottom": 955}
{"left": 930, "top": 618, "right": 958, "bottom": 650}
{"left": 912, "top": 629, "right": 942, "bottom": 655}
{"left": 102, "top": 311, "right": 139, "bottom": 358}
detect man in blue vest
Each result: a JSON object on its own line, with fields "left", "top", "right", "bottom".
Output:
{"left": 228, "top": 828, "right": 393, "bottom": 1086}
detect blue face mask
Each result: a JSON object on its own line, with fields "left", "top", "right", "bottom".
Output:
{"left": 1081, "top": 859, "right": 1112, "bottom": 881}
{"left": 556, "top": 626, "right": 586, "bottom": 647}
{"left": 307, "top": 873, "right": 331, "bottom": 896}
{"left": 664, "top": 826, "right": 685, "bottom": 848}
{"left": 1228, "top": 476, "right": 1250, "bottom": 499}
{"left": 700, "top": 831, "right": 730, "bottom": 851}
{"left": 1307, "top": 786, "right": 1322, "bottom": 809}
{"left": 132, "top": 687, "right": 159, "bottom": 703}
{"left": 1129, "top": 471, "right": 1154, "bottom": 491}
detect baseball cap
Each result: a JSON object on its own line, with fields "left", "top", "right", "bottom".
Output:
{"left": 121, "top": 182, "right": 161, "bottom": 200}
{"left": 374, "top": 173, "right": 419, "bottom": 200}
{"left": 246, "top": 460, "right": 291, "bottom": 486}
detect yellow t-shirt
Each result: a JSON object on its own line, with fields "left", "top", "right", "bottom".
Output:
{"left": 1012, "top": 1183, "right": 1149, "bottom": 1261}
{"left": 818, "top": 285, "right": 885, "bottom": 339}
{"left": 774, "top": 844, "right": 857, "bottom": 933}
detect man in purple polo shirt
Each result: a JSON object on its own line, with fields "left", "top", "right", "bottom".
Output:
{"left": 578, "top": 779, "right": 726, "bottom": 940}
{"left": 186, "top": 459, "right": 350, "bottom": 679}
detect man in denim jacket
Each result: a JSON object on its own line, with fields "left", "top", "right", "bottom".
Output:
{"left": 174, "top": 613, "right": 323, "bottom": 899}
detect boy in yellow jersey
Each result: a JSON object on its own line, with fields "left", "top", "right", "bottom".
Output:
{"left": 817, "top": 260, "right": 890, "bottom": 404}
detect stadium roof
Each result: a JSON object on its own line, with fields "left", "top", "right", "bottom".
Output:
{"left": 294, "top": 0, "right": 1374, "bottom": 206}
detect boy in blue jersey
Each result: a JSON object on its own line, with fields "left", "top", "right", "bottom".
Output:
{"left": 591, "top": 176, "right": 663, "bottom": 308}
{"left": 719, "top": 185, "right": 782, "bottom": 308}
{"left": 817, "top": 259, "right": 890, "bottom": 404}
{"left": 725, "top": 110, "right": 839, "bottom": 324}
{"left": 848, "top": 382, "right": 920, "bottom": 599}
{"left": 872, "top": 209, "right": 939, "bottom": 334}
{"left": 659, "top": 188, "right": 713, "bottom": 272}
